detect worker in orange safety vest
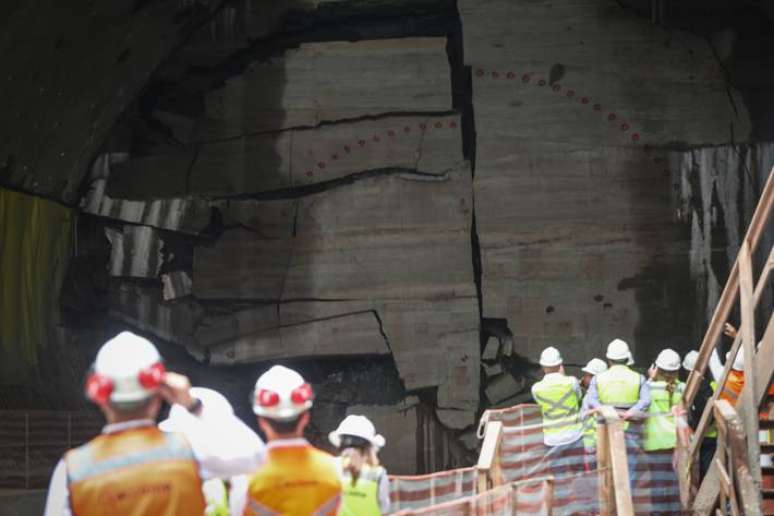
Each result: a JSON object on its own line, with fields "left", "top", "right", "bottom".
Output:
{"left": 232, "top": 365, "right": 343, "bottom": 516}
{"left": 43, "top": 331, "right": 265, "bottom": 516}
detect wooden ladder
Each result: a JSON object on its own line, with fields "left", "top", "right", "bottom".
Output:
{"left": 681, "top": 166, "right": 774, "bottom": 515}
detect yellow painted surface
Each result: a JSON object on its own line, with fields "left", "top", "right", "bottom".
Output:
{"left": 0, "top": 188, "right": 73, "bottom": 365}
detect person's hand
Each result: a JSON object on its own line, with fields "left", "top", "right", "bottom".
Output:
{"left": 159, "top": 372, "right": 194, "bottom": 409}
{"left": 724, "top": 323, "right": 738, "bottom": 339}
{"left": 647, "top": 364, "right": 657, "bottom": 380}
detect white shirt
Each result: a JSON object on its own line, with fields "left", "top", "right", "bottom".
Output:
{"left": 43, "top": 400, "right": 265, "bottom": 516}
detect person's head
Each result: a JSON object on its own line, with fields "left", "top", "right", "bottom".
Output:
{"left": 581, "top": 358, "right": 607, "bottom": 389}
{"left": 85, "top": 332, "right": 166, "bottom": 424}
{"left": 605, "top": 339, "right": 633, "bottom": 367}
{"left": 252, "top": 365, "right": 314, "bottom": 441}
{"left": 329, "top": 415, "right": 385, "bottom": 483}
{"left": 655, "top": 349, "right": 681, "bottom": 402}
{"left": 539, "top": 347, "right": 563, "bottom": 374}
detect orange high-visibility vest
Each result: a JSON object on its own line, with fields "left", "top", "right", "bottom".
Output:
{"left": 65, "top": 427, "right": 204, "bottom": 516}
{"left": 245, "top": 442, "right": 342, "bottom": 516}
{"left": 719, "top": 370, "right": 744, "bottom": 406}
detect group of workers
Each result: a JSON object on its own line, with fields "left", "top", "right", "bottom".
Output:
{"left": 42, "top": 324, "right": 756, "bottom": 515}
{"left": 530, "top": 324, "right": 753, "bottom": 478}
{"left": 43, "top": 331, "right": 391, "bottom": 516}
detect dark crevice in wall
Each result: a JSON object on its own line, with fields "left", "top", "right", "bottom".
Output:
{"left": 213, "top": 167, "right": 453, "bottom": 201}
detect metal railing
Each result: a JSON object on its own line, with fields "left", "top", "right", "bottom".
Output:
{"left": 0, "top": 410, "right": 102, "bottom": 488}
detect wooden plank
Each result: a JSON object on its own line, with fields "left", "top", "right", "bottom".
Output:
{"left": 476, "top": 421, "right": 503, "bottom": 493}
{"left": 599, "top": 406, "right": 634, "bottom": 516}
{"left": 685, "top": 168, "right": 774, "bottom": 406}
{"left": 596, "top": 414, "right": 612, "bottom": 516}
{"left": 689, "top": 244, "right": 774, "bottom": 462}
{"left": 738, "top": 240, "right": 762, "bottom": 486}
{"left": 716, "top": 400, "right": 762, "bottom": 516}
{"left": 694, "top": 313, "right": 774, "bottom": 512}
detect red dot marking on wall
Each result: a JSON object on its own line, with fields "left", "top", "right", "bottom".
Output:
{"left": 301, "top": 66, "right": 647, "bottom": 173}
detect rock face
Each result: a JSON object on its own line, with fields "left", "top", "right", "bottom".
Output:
{"left": 3, "top": 0, "right": 773, "bottom": 475}
{"left": 460, "top": 0, "right": 752, "bottom": 366}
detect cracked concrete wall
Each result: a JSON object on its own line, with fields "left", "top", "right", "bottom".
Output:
{"left": 3, "top": 0, "right": 774, "bottom": 477}
{"left": 460, "top": 0, "right": 752, "bottom": 367}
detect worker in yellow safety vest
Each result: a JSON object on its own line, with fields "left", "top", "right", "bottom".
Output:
{"left": 644, "top": 349, "right": 685, "bottom": 451}
{"left": 531, "top": 347, "right": 584, "bottom": 449}
{"left": 44, "top": 331, "right": 263, "bottom": 516}
{"left": 330, "top": 415, "right": 390, "bottom": 515}
{"left": 580, "top": 358, "right": 608, "bottom": 452}
{"left": 232, "top": 366, "right": 342, "bottom": 516}
{"left": 585, "top": 339, "right": 651, "bottom": 429}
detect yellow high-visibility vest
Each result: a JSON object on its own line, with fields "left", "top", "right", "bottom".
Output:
{"left": 596, "top": 365, "right": 642, "bottom": 408}
{"left": 532, "top": 374, "right": 582, "bottom": 444}
{"left": 339, "top": 464, "right": 385, "bottom": 516}
{"left": 644, "top": 380, "right": 684, "bottom": 451}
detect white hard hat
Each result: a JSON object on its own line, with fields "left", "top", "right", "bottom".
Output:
{"left": 252, "top": 365, "right": 313, "bottom": 421}
{"left": 727, "top": 348, "right": 744, "bottom": 372}
{"left": 539, "top": 346, "right": 563, "bottom": 367}
{"left": 160, "top": 387, "right": 233, "bottom": 432}
{"left": 582, "top": 358, "right": 608, "bottom": 376}
{"left": 655, "top": 349, "right": 681, "bottom": 372}
{"left": 682, "top": 350, "right": 699, "bottom": 371}
{"left": 86, "top": 331, "right": 164, "bottom": 405}
{"left": 329, "top": 415, "right": 386, "bottom": 449}
{"left": 606, "top": 339, "right": 631, "bottom": 361}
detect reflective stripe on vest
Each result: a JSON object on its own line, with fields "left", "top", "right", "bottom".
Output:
{"left": 65, "top": 427, "right": 204, "bottom": 516}
{"left": 340, "top": 465, "right": 384, "bottom": 516}
{"left": 720, "top": 370, "right": 744, "bottom": 406}
{"left": 532, "top": 375, "right": 582, "bottom": 441}
{"left": 596, "top": 365, "right": 642, "bottom": 408}
{"left": 246, "top": 444, "right": 342, "bottom": 516}
{"left": 67, "top": 432, "right": 195, "bottom": 484}
{"left": 644, "top": 380, "right": 684, "bottom": 451}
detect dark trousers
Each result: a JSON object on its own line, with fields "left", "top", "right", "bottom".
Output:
{"left": 699, "top": 438, "right": 717, "bottom": 480}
